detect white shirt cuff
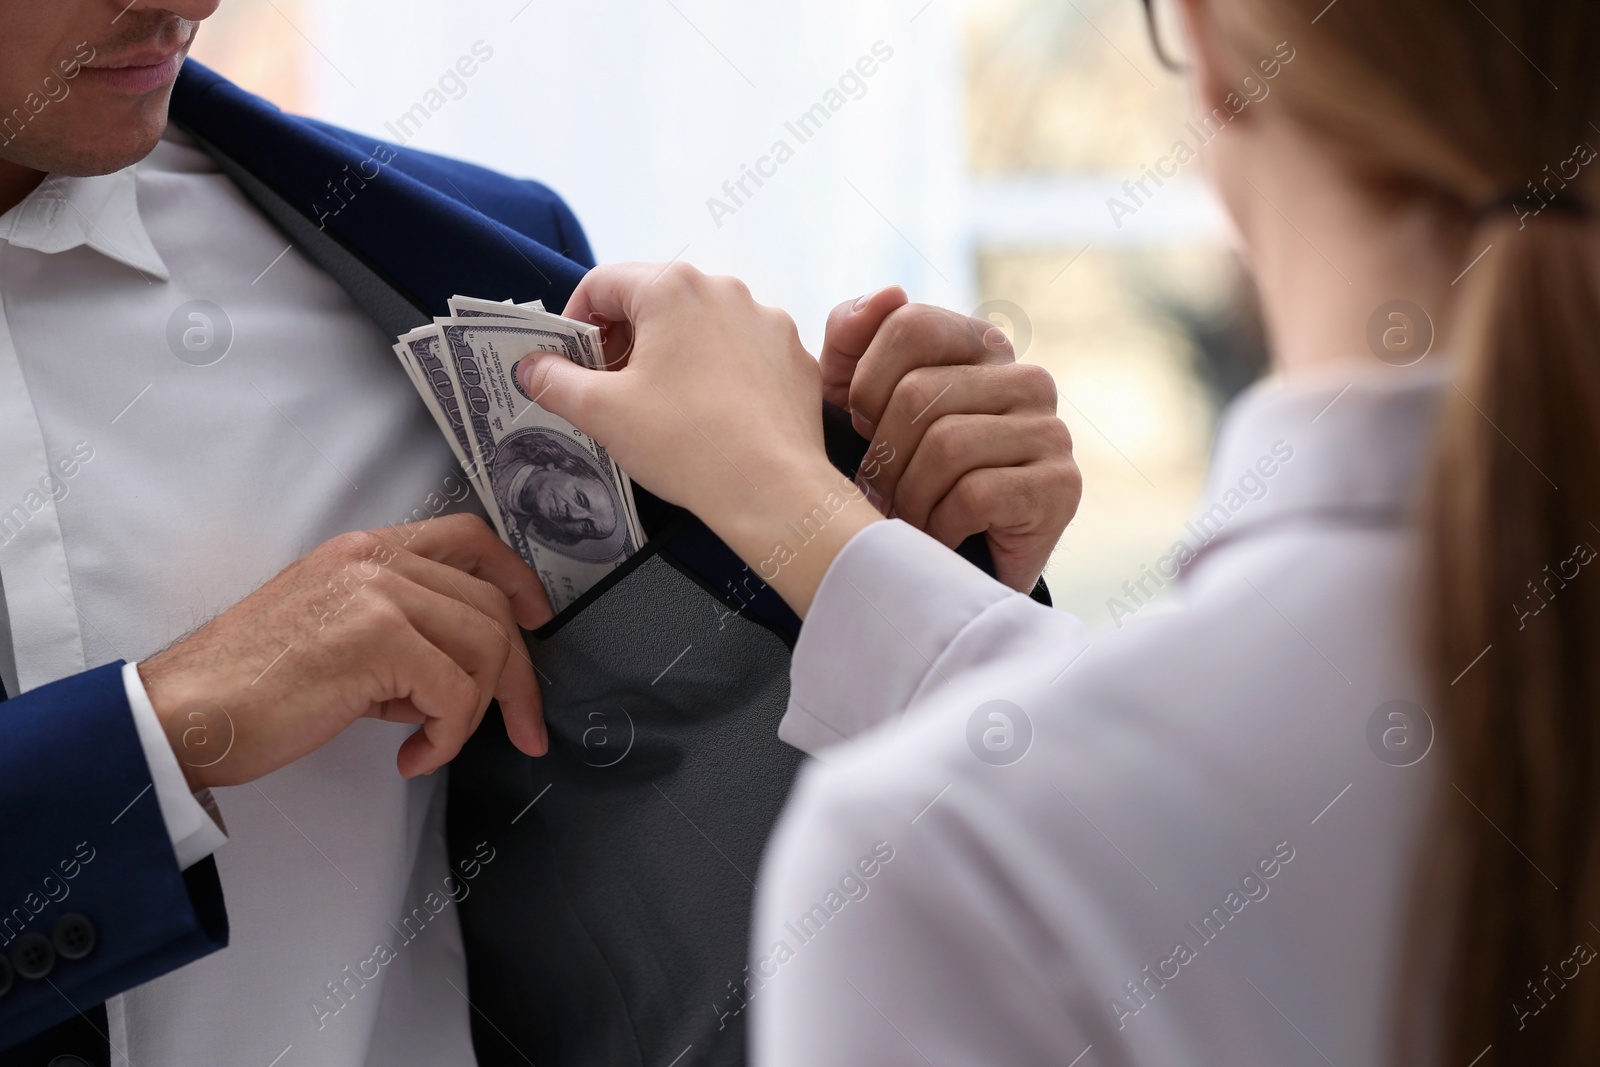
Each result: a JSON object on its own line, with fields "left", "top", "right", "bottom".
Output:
{"left": 122, "top": 661, "right": 229, "bottom": 870}
{"left": 779, "top": 520, "right": 1016, "bottom": 754}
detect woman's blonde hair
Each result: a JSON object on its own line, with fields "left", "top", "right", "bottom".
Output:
{"left": 1198, "top": 1, "right": 1600, "bottom": 1061}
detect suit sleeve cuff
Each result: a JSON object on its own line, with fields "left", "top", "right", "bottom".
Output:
{"left": 123, "top": 662, "right": 228, "bottom": 870}
{"left": 779, "top": 519, "right": 1016, "bottom": 754}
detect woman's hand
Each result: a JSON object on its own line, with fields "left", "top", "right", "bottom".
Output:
{"left": 519, "top": 263, "right": 881, "bottom": 616}
{"left": 819, "top": 289, "right": 1081, "bottom": 592}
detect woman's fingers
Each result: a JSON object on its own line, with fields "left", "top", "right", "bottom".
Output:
{"left": 563, "top": 261, "right": 720, "bottom": 334}
{"left": 523, "top": 260, "right": 869, "bottom": 617}
{"left": 563, "top": 262, "right": 671, "bottom": 326}
{"left": 592, "top": 316, "right": 634, "bottom": 370}
{"left": 523, "top": 266, "right": 827, "bottom": 523}
{"left": 515, "top": 348, "right": 618, "bottom": 447}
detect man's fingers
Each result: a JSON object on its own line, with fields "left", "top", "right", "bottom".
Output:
{"left": 924, "top": 464, "right": 1081, "bottom": 593}
{"left": 386, "top": 513, "right": 552, "bottom": 630}
{"left": 389, "top": 585, "right": 549, "bottom": 773}
{"left": 390, "top": 582, "right": 503, "bottom": 706}
{"left": 888, "top": 415, "right": 1060, "bottom": 530}
{"left": 367, "top": 698, "right": 428, "bottom": 726}
{"left": 381, "top": 554, "right": 548, "bottom": 757}
{"left": 819, "top": 285, "right": 909, "bottom": 410}
{"left": 388, "top": 580, "right": 544, "bottom": 753}
{"left": 494, "top": 680, "right": 550, "bottom": 759}
{"left": 861, "top": 364, "right": 1059, "bottom": 506}
{"left": 848, "top": 304, "right": 1017, "bottom": 437}
{"left": 384, "top": 550, "right": 520, "bottom": 632}
{"left": 389, "top": 631, "right": 484, "bottom": 777}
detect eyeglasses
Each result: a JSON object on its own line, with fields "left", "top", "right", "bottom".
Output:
{"left": 1140, "top": 0, "right": 1187, "bottom": 72}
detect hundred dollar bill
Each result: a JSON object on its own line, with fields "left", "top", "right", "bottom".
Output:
{"left": 446, "top": 295, "right": 545, "bottom": 315}
{"left": 435, "top": 320, "right": 645, "bottom": 613}
{"left": 392, "top": 327, "right": 502, "bottom": 531}
{"left": 446, "top": 294, "right": 603, "bottom": 369}
{"left": 393, "top": 328, "right": 471, "bottom": 470}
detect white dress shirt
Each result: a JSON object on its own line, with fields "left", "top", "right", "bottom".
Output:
{"left": 0, "top": 128, "right": 480, "bottom": 1065}
{"left": 758, "top": 366, "right": 1446, "bottom": 1066}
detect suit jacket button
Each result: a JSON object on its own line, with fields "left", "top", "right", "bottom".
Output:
{"left": 47, "top": 1057, "right": 96, "bottom": 1067}
{"left": 11, "top": 932, "right": 55, "bottom": 980}
{"left": 0, "top": 955, "right": 12, "bottom": 997}
{"left": 52, "top": 914, "right": 96, "bottom": 961}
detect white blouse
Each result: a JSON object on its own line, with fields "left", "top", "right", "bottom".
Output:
{"left": 756, "top": 365, "right": 1448, "bottom": 1067}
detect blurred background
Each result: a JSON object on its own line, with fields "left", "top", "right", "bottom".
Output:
{"left": 190, "top": 0, "right": 1267, "bottom": 629}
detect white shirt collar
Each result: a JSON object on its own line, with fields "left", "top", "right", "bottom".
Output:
{"left": 0, "top": 166, "right": 171, "bottom": 281}
{"left": 1182, "top": 360, "right": 1452, "bottom": 565}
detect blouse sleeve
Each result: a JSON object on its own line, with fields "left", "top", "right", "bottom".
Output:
{"left": 779, "top": 519, "right": 1086, "bottom": 754}
{"left": 755, "top": 521, "right": 1105, "bottom": 1065}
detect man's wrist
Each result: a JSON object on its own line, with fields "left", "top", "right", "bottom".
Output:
{"left": 138, "top": 658, "right": 229, "bottom": 791}
{"left": 123, "top": 663, "right": 231, "bottom": 865}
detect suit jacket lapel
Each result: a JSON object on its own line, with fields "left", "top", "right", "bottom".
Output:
{"left": 167, "top": 61, "right": 587, "bottom": 320}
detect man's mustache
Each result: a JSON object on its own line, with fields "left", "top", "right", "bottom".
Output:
{"left": 86, "top": 13, "right": 198, "bottom": 64}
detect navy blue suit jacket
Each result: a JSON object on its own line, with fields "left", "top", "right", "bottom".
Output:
{"left": 0, "top": 58, "right": 626, "bottom": 1060}
{"left": 1, "top": 59, "right": 1033, "bottom": 1066}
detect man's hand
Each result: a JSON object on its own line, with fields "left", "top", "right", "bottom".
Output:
{"left": 820, "top": 288, "right": 1082, "bottom": 592}
{"left": 138, "top": 514, "right": 552, "bottom": 789}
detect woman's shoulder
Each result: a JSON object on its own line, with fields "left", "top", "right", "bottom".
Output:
{"left": 768, "top": 520, "right": 1434, "bottom": 1062}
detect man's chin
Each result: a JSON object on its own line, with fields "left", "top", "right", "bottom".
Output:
{"left": 38, "top": 137, "right": 165, "bottom": 179}
{"left": 13, "top": 101, "right": 173, "bottom": 178}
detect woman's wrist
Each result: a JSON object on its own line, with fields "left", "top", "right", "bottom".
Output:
{"left": 700, "top": 461, "right": 885, "bottom": 618}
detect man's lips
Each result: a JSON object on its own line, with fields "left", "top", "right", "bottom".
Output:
{"left": 79, "top": 46, "right": 187, "bottom": 95}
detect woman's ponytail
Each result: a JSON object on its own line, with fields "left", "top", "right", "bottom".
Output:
{"left": 1419, "top": 212, "right": 1600, "bottom": 1063}
{"left": 1200, "top": 0, "right": 1600, "bottom": 1059}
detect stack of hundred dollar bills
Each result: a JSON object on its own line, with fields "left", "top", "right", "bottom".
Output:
{"left": 393, "top": 296, "right": 645, "bottom": 614}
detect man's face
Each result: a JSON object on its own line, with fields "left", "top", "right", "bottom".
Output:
{"left": 0, "top": 0, "right": 218, "bottom": 177}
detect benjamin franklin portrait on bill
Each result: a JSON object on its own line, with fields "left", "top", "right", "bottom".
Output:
{"left": 490, "top": 425, "right": 631, "bottom": 563}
